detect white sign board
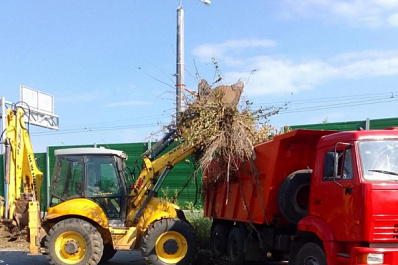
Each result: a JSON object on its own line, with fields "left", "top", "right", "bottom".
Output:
{"left": 20, "top": 85, "right": 54, "bottom": 114}
{"left": 20, "top": 86, "right": 59, "bottom": 130}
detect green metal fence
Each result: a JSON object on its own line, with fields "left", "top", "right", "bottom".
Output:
{"left": 291, "top": 117, "right": 398, "bottom": 131}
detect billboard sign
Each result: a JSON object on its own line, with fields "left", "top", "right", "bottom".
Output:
{"left": 20, "top": 86, "right": 59, "bottom": 130}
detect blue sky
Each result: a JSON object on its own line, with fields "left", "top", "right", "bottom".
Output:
{"left": 1, "top": 0, "right": 398, "bottom": 152}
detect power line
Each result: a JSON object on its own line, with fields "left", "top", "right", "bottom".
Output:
{"left": 251, "top": 91, "right": 398, "bottom": 107}
{"left": 31, "top": 121, "right": 169, "bottom": 136}
{"left": 29, "top": 90, "right": 398, "bottom": 136}
{"left": 280, "top": 97, "right": 398, "bottom": 114}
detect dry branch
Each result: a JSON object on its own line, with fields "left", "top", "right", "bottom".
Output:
{"left": 178, "top": 79, "right": 287, "bottom": 180}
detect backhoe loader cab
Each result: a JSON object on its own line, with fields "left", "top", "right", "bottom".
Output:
{"left": 50, "top": 148, "right": 131, "bottom": 220}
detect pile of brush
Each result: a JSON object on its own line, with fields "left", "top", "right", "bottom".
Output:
{"left": 178, "top": 79, "right": 286, "bottom": 179}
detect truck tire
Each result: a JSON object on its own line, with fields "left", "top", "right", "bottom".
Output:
{"left": 278, "top": 170, "right": 311, "bottom": 224}
{"left": 210, "top": 223, "right": 229, "bottom": 256}
{"left": 45, "top": 218, "right": 104, "bottom": 265}
{"left": 295, "top": 242, "right": 327, "bottom": 265}
{"left": 141, "top": 218, "right": 196, "bottom": 265}
{"left": 227, "top": 227, "right": 245, "bottom": 265}
{"left": 99, "top": 243, "right": 117, "bottom": 263}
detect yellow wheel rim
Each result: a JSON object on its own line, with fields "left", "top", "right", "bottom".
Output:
{"left": 54, "top": 231, "right": 87, "bottom": 264}
{"left": 155, "top": 231, "right": 188, "bottom": 264}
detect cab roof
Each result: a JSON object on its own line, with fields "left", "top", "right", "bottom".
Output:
{"left": 318, "top": 128, "right": 398, "bottom": 148}
{"left": 54, "top": 147, "right": 127, "bottom": 159}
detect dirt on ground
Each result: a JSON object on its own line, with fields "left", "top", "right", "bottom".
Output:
{"left": 0, "top": 224, "right": 29, "bottom": 251}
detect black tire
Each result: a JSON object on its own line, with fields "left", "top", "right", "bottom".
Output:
{"left": 295, "top": 242, "right": 327, "bottom": 265}
{"left": 99, "top": 243, "right": 117, "bottom": 263}
{"left": 227, "top": 227, "right": 245, "bottom": 265}
{"left": 278, "top": 170, "right": 312, "bottom": 224}
{"left": 210, "top": 223, "right": 229, "bottom": 257}
{"left": 45, "top": 218, "right": 104, "bottom": 265}
{"left": 141, "top": 218, "right": 197, "bottom": 265}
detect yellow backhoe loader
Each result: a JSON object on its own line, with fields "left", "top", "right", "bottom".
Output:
{"left": 1, "top": 83, "right": 243, "bottom": 265}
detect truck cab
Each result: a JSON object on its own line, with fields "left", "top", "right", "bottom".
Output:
{"left": 301, "top": 129, "right": 398, "bottom": 265}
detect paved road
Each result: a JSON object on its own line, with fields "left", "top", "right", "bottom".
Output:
{"left": 0, "top": 250, "right": 145, "bottom": 265}
{"left": 0, "top": 250, "right": 289, "bottom": 265}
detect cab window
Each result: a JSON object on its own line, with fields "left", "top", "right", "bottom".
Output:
{"left": 86, "top": 156, "right": 120, "bottom": 197}
{"left": 50, "top": 155, "right": 84, "bottom": 206}
{"left": 86, "top": 156, "right": 121, "bottom": 218}
{"left": 323, "top": 147, "right": 353, "bottom": 180}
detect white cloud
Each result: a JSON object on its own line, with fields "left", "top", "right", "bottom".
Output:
{"left": 388, "top": 13, "right": 398, "bottom": 26}
{"left": 282, "top": 0, "right": 398, "bottom": 27}
{"left": 193, "top": 39, "right": 276, "bottom": 62}
{"left": 222, "top": 50, "right": 398, "bottom": 96}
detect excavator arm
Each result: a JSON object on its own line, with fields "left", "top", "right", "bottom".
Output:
{"left": 1, "top": 106, "right": 43, "bottom": 254}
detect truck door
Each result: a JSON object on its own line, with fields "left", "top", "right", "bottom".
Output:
{"left": 311, "top": 145, "right": 363, "bottom": 241}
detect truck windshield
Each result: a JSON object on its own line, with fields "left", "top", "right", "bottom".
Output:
{"left": 359, "top": 140, "right": 398, "bottom": 181}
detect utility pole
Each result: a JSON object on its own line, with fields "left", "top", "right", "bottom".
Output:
{"left": 175, "top": 0, "right": 211, "bottom": 123}
{"left": 176, "top": 0, "right": 185, "bottom": 118}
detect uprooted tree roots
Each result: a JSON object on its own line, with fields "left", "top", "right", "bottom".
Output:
{"left": 178, "top": 79, "right": 288, "bottom": 180}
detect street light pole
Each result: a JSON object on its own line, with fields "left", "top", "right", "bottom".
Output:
{"left": 176, "top": 0, "right": 185, "bottom": 117}
{"left": 176, "top": 0, "right": 211, "bottom": 123}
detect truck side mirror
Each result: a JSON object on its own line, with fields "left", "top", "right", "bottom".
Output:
{"left": 333, "top": 152, "right": 339, "bottom": 179}
{"left": 333, "top": 142, "right": 352, "bottom": 188}
{"left": 333, "top": 151, "right": 344, "bottom": 188}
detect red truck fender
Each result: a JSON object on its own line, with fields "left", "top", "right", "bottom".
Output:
{"left": 295, "top": 216, "right": 337, "bottom": 265}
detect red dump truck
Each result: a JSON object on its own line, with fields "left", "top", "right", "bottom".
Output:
{"left": 204, "top": 129, "right": 398, "bottom": 265}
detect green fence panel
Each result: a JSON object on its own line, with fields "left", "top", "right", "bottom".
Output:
{"left": 291, "top": 117, "right": 398, "bottom": 131}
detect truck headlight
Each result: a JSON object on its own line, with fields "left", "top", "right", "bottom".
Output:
{"left": 357, "top": 253, "right": 384, "bottom": 264}
{"left": 367, "top": 253, "right": 384, "bottom": 264}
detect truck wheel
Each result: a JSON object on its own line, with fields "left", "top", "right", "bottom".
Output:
{"left": 295, "top": 242, "right": 327, "bottom": 265}
{"left": 278, "top": 170, "right": 311, "bottom": 224}
{"left": 227, "top": 227, "right": 245, "bottom": 265}
{"left": 99, "top": 243, "right": 117, "bottom": 263}
{"left": 141, "top": 218, "right": 196, "bottom": 265}
{"left": 45, "top": 218, "right": 104, "bottom": 265}
{"left": 210, "top": 223, "right": 229, "bottom": 256}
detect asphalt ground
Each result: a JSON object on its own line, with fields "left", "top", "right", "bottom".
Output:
{"left": 0, "top": 250, "right": 289, "bottom": 265}
{"left": 0, "top": 250, "right": 145, "bottom": 265}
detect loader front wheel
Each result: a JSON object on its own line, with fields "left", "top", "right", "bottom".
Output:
{"left": 141, "top": 218, "right": 196, "bottom": 265}
{"left": 45, "top": 218, "right": 103, "bottom": 265}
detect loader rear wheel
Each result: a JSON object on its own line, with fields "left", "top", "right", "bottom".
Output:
{"left": 141, "top": 218, "right": 196, "bottom": 265}
{"left": 45, "top": 218, "right": 103, "bottom": 265}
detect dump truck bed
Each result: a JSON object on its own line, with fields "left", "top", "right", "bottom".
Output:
{"left": 203, "top": 129, "right": 336, "bottom": 224}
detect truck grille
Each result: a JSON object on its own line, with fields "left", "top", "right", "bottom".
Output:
{"left": 373, "top": 216, "right": 398, "bottom": 241}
